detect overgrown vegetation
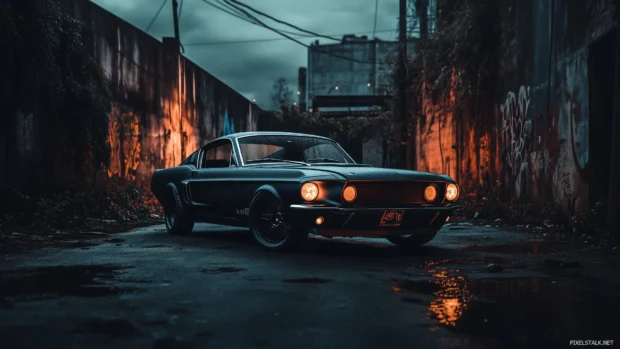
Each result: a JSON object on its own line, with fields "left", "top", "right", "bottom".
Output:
{"left": 264, "top": 76, "right": 399, "bottom": 156}
{"left": 0, "top": 180, "right": 162, "bottom": 233}
{"left": 260, "top": 105, "right": 396, "bottom": 148}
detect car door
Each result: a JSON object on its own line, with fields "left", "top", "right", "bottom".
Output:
{"left": 189, "top": 139, "right": 238, "bottom": 218}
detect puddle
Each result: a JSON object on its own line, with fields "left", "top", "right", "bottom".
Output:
{"left": 200, "top": 267, "right": 246, "bottom": 274}
{"left": 391, "top": 261, "right": 620, "bottom": 345}
{"left": 461, "top": 241, "right": 576, "bottom": 254}
{"left": 0, "top": 264, "right": 141, "bottom": 301}
{"left": 282, "top": 277, "right": 333, "bottom": 284}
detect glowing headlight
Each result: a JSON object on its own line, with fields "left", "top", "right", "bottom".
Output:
{"left": 424, "top": 185, "right": 438, "bottom": 202}
{"left": 342, "top": 185, "right": 357, "bottom": 202}
{"left": 445, "top": 183, "right": 459, "bottom": 201}
{"left": 301, "top": 182, "right": 319, "bottom": 201}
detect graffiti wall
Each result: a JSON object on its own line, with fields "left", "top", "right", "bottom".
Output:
{"left": 415, "top": 0, "right": 616, "bottom": 216}
{"left": 1, "top": 0, "right": 261, "bottom": 190}
{"left": 86, "top": 1, "right": 260, "bottom": 184}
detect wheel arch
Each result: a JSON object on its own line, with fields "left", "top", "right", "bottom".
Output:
{"left": 250, "top": 185, "right": 282, "bottom": 209}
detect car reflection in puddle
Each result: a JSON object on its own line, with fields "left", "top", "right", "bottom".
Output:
{"left": 391, "top": 260, "right": 620, "bottom": 347}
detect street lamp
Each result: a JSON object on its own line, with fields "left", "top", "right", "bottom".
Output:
{"left": 297, "top": 91, "right": 301, "bottom": 95}
{"left": 252, "top": 98, "right": 256, "bottom": 103}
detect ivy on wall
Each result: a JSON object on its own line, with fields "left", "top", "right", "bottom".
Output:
{"left": 0, "top": 0, "right": 112, "bottom": 184}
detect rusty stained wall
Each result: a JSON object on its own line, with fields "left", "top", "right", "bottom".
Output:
{"left": 85, "top": 1, "right": 259, "bottom": 185}
{"left": 415, "top": 0, "right": 616, "bottom": 216}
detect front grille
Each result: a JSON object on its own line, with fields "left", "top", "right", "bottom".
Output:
{"left": 348, "top": 181, "right": 446, "bottom": 207}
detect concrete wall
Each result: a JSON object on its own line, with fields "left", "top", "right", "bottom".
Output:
{"left": 1, "top": 0, "right": 260, "bottom": 190}
{"left": 415, "top": 0, "right": 616, "bottom": 215}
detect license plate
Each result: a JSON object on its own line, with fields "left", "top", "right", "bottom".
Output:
{"left": 379, "top": 209, "right": 405, "bottom": 227}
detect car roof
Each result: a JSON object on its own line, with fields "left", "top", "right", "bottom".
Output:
{"left": 215, "top": 131, "right": 334, "bottom": 142}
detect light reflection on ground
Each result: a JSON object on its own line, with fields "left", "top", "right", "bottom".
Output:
{"left": 423, "top": 261, "right": 472, "bottom": 327}
{"left": 390, "top": 258, "right": 620, "bottom": 347}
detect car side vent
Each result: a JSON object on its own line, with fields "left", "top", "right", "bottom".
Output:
{"left": 181, "top": 182, "right": 192, "bottom": 203}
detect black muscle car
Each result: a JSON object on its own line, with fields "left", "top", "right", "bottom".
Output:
{"left": 151, "top": 132, "right": 462, "bottom": 251}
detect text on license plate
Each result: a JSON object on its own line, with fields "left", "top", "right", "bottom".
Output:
{"left": 379, "top": 209, "right": 405, "bottom": 227}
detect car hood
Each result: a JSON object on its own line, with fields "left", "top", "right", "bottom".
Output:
{"left": 297, "top": 164, "right": 454, "bottom": 182}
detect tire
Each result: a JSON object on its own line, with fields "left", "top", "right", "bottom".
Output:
{"left": 164, "top": 185, "right": 194, "bottom": 236}
{"left": 249, "top": 191, "right": 308, "bottom": 252}
{"left": 386, "top": 227, "right": 440, "bottom": 249}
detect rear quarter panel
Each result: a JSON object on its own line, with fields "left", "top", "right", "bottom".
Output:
{"left": 151, "top": 166, "right": 193, "bottom": 205}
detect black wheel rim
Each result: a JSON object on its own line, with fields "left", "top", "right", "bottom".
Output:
{"left": 251, "top": 194, "right": 292, "bottom": 247}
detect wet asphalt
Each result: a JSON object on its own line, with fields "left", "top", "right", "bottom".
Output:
{"left": 1, "top": 223, "right": 619, "bottom": 349}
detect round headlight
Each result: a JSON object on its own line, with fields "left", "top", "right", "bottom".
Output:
{"left": 445, "top": 183, "right": 459, "bottom": 201}
{"left": 424, "top": 185, "right": 438, "bottom": 202}
{"left": 342, "top": 185, "right": 357, "bottom": 202}
{"left": 301, "top": 182, "right": 319, "bottom": 201}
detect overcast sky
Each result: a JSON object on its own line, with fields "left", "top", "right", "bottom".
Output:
{"left": 91, "top": 0, "right": 399, "bottom": 109}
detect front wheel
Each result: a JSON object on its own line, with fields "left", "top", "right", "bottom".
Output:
{"left": 386, "top": 228, "right": 440, "bottom": 249}
{"left": 249, "top": 192, "right": 307, "bottom": 252}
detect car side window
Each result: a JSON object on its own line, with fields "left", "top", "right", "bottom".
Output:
{"left": 181, "top": 150, "right": 199, "bottom": 167}
{"left": 200, "top": 141, "right": 235, "bottom": 168}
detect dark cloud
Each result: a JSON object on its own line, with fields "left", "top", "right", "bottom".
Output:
{"left": 92, "top": 0, "right": 398, "bottom": 109}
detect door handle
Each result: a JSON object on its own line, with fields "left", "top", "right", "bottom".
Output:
{"left": 191, "top": 170, "right": 198, "bottom": 177}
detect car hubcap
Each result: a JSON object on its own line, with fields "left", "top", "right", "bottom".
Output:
{"left": 252, "top": 196, "right": 292, "bottom": 246}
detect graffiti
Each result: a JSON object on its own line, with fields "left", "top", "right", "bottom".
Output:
{"left": 223, "top": 108, "right": 235, "bottom": 136}
{"left": 500, "top": 86, "right": 532, "bottom": 172}
{"left": 108, "top": 109, "right": 141, "bottom": 180}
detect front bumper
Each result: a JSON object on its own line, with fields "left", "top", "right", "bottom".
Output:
{"left": 288, "top": 204, "right": 463, "bottom": 237}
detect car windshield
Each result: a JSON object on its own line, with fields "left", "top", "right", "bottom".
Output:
{"left": 237, "top": 135, "right": 355, "bottom": 165}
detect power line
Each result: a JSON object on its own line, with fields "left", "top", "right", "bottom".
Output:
{"left": 373, "top": 0, "right": 380, "bottom": 38}
{"left": 226, "top": 0, "right": 340, "bottom": 42}
{"left": 146, "top": 0, "right": 169, "bottom": 33}
{"left": 178, "top": 0, "right": 184, "bottom": 22}
{"left": 184, "top": 29, "right": 397, "bottom": 46}
{"left": 216, "top": 0, "right": 389, "bottom": 65}
{"left": 200, "top": 0, "right": 325, "bottom": 38}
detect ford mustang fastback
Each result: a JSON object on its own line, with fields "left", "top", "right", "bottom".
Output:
{"left": 151, "top": 132, "right": 462, "bottom": 251}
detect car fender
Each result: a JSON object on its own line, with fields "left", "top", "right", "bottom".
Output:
{"left": 251, "top": 185, "right": 282, "bottom": 207}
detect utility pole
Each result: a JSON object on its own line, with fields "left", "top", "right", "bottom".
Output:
{"left": 171, "top": 0, "right": 184, "bottom": 158}
{"left": 172, "top": 0, "right": 181, "bottom": 46}
{"left": 398, "top": 0, "right": 409, "bottom": 169}
{"left": 411, "top": 0, "right": 428, "bottom": 171}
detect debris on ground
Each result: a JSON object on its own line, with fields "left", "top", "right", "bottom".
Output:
{"left": 0, "top": 182, "right": 163, "bottom": 253}
{"left": 486, "top": 263, "right": 503, "bottom": 273}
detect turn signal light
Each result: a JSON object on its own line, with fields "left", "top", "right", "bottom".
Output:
{"left": 315, "top": 216, "right": 324, "bottom": 225}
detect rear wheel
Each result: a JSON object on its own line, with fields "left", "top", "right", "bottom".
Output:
{"left": 386, "top": 228, "right": 440, "bottom": 249}
{"left": 249, "top": 192, "right": 307, "bottom": 252}
{"left": 164, "top": 185, "right": 194, "bottom": 236}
